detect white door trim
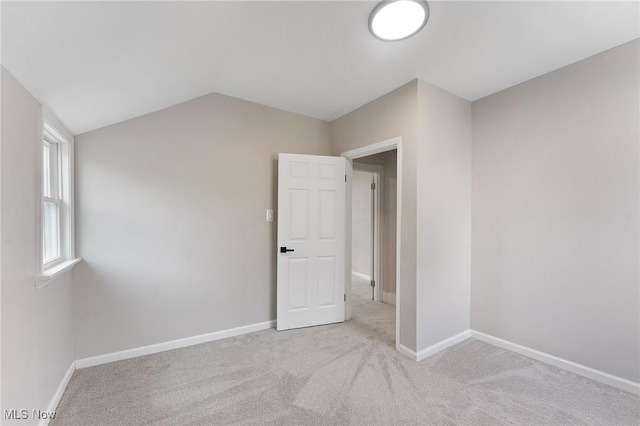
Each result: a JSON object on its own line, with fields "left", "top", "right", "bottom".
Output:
{"left": 352, "top": 163, "right": 383, "bottom": 302}
{"left": 342, "top": 137, "right": 402, "bottom": 351}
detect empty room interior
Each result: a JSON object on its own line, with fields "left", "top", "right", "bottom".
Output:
{"left": 1, "top": 1, "right": 639, "bottom": 425}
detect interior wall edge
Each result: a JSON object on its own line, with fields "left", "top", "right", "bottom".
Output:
{"left": 41, "top": 362, "right": 75, "bottom": 426}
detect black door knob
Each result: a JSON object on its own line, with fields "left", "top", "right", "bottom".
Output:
{"left": 280, "top": 247, "right": 295, "bottom": 253}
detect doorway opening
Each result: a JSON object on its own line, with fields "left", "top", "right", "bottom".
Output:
{"left": 352, "top": 162, "right": 386, "bottom": 302}
{"left": 342, "top": 137, "right": 401, "bottom": 349}
{"left": 351, "top": 164, "right": 380, "bottom": 302}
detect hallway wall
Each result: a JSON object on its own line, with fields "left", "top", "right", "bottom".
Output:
{"left": 352, "top": 170, "right": 374, "bottom": 278}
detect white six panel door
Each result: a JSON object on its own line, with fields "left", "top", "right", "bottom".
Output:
{"left": 277, "top": 153, "right": 346, "bottom": 331}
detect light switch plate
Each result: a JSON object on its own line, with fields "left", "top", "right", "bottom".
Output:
{"left": 266, "top": 209, "right": 274, "bottom": 222}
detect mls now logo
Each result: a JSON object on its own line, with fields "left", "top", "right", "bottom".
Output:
{"left": 4, "top": 409, "right": 28, "bottom": 420}
{"left": 4, "top": 409, "right": 57, "bottom": 420}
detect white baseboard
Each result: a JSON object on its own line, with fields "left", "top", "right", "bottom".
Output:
{"left": 398, "top": 329, "right": 638, "bottom": 395}
{"left": 381, "top": 291, "right": 396, "bottom": 306}
{"left": 351, "top": 271, "right": 371, "bottom": 281}
{"left": 397, "top": 343, "right": 417, "bottom": 360}
{"left": 40, "top": 361, "right": 75, "bottom": 426}
{"left": 396, "top": 330, "right": 471, "bottom": 362}
{"left": 397, "top": 330, "right": 471, "bottom": 362}
{"left": 416, "top": 330, "right": 471, "bottom": 361}
{"left": 470, "top": 330, "right": 640, "bottom": 396}
{"left": 75, "top": 320, "right": 276, "bottom": 369}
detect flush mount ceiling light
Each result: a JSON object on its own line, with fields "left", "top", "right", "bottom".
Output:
{"left": 369, "top": 0, "right": 430, "bottom": 41}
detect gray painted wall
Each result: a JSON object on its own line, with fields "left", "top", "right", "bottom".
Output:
{"left": 471, "top": 40, "right": 639, "bottom": 382}
{"left": 1, "top": 67, "right": 75, "bottom": 424}
{"left": 331, "top": 81, "right": 418, "bottom": 350}
{"left": 73, "top": 92, "right": 331, "bottom": 359}
{"left": 416, "top": 81, "right": 472, "bottom": 351}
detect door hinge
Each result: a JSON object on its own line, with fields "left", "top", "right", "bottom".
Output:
{"left": 371, "top": 182, "right": 376, "bottom": 190}
{"left": 344, "top": 294, "right": 346, "bottom": 301}
{"left": 345, "top": 174, "right": 347, "bottom": 182}
{"left": 370, "top": 280, "right": 376, "bottom": 288}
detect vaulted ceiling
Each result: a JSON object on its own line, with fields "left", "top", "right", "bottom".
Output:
{"left": 2, "top": 1, "right": 638, "bottom": 134}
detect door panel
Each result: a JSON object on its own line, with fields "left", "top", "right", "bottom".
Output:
{"left": 318, "top": 190, "right": 337, "bottom": 239}
{"left": 288, "top": 257, "right": 309, "bottom": 310}
{"left": 289, "top": 189, "right": 309, "bottom": 240}
{"left": 317, "top": 256, "right": 337, "bottom": 307}
{"left": 277, "top": 153, "right": 346, "bottom": 331}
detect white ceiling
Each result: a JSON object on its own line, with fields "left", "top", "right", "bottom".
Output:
{"left": 2, "top": 1, "right": 638, "bottom": 135}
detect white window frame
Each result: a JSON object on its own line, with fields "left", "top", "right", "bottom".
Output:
{"left": 42, "top": 135, "right": 63, "bottom": 265}
{"left": 36, "top": 109, "right": 81, "bottom": 288}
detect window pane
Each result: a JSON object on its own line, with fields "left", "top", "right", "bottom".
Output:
{"left": 43, "top": 139, "right": 60, "bottom": 199}
{"left": 50, "top": 142, "right": 60, "bottom": 199}
{"left": 43, "top": 142, "right": 51, "bottom": 197}
{"left": 43, "top": 201, "right": 60, "bottom": 263}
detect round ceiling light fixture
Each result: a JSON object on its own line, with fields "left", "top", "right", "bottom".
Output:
{"left": 369, "top": 0, "right": 430, "bottom": 41}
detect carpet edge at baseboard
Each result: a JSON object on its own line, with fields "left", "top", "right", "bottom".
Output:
{"left": 73, "top": 320, "right": 640, "bottom": 397}
{"left": 470, "top": 330, "right": 640, "bottom": 396}
{"left": 401, "top": 328, "right": 639, "bottom": 396}
{"left": 75, "top": 320, "right": 276, "bottom": 369}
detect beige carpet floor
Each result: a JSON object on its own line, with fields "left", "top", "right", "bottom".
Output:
{"left": 52, "top": 291, "right": 639, "bottom": 425}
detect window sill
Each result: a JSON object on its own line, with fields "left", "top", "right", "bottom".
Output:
{"left": 36, "top": 258, "right": 82, "bottom": 289}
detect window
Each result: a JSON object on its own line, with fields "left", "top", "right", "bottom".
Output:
{"left": 42, "top": 135, "right": 62, "bottom": 264}
{"left": 37, "top": 114, "right": 80, "bottom": 287}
